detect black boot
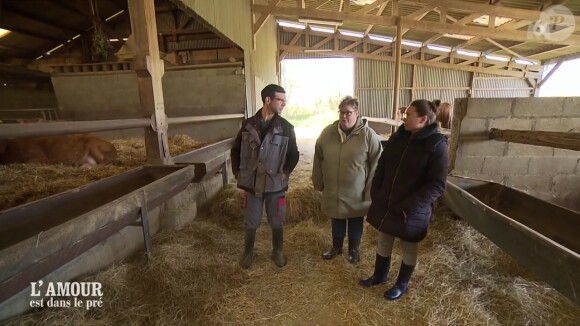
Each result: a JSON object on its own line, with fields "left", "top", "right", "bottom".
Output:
{"left": 272, "top": 228, "right": 287, "bottom": 267}
{"left": 359, "top": 254, "right": 391, "bottom": 287}
{"left": 347, "top": 238, "right": 361, "bottom": 264}
{"left": 384, "top": 263, "right": 415, "bottom": 300}
{"left": 239, "top": 229, "right": 256, "bottom": 269}
{"left": 322, "top": 237, "right": 344, "bottom": 260}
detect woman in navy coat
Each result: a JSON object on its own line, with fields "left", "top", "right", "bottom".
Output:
{"left": 359, "top": 99, "right": 449, "bottom": 301}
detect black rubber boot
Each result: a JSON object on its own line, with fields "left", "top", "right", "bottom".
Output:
{"left": 384, "top": 262, "right": 415, "bottom": 300}
{"left": 347, "top": 238, "right": 361, "bottom": 264}
{"left": 239, "top": 228, "right": 257, "bottom": 269}
{"left": 359, "top": 254, "right": 391, "bottom": 287}
{"left": 322, "top": 237, "right": 344, "bottom": 260}
{"left": 272, "top": 228, "right": 287, "bottom": 267}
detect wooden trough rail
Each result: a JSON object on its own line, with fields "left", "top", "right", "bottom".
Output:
{"left": 0, "top": 165, "right": 195, "bottom": 307}
{"left": 174, "top": 137, "right": 234, "bottom": 184}
{"left": 365, "top": 117, "right": 452, "bottom": 136}
{"left": 489, "top": 128, "right": 580, "bottom": 151}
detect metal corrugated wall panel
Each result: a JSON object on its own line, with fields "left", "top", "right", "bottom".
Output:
{"left": 181, "top": 0, "right": 252, "bottom": 50}
{"left": 473, "top": 73, "right": 531, "bottom": 98}
{"left": 355, "top": 59, "right": 414, "bottom": 118}
{"left": 356, "top": 59, "right": 393, "bottom": 88}
{"left": 415, "top": 66, "right": 471, "bottom": 87}
{"left": 414, "top": 90, "right": 468, "bottom": 104}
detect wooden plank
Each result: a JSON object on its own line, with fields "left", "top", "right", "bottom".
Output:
{"left": 0, "top": 119, "right": 150, "bottom": 139}
{"left": 393, "top": 18, "right": 402, "bottom": 123}
{"left": 358, "top": 0, "right": 390, "bottom": 15}
{"left": 442, "top": 176, "right": 580, "bottom": 304}
{"left": 365, "top": 117, "right": 451, "bottom": 135}
{"left": 128, "top": 0, "right": 171, "bottom": 164}
{"left": 174, "top": 138, "right": 234, "bottom": 181}
{"left": 489, "top": 128, "right": 580, "bottom": 151}
{"left": 174, "top": 138, "right": 235, "bottom": 163}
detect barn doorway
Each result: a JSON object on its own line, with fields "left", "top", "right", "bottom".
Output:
{"left": 280, "top": 58, "right": 354, "bottom": 139}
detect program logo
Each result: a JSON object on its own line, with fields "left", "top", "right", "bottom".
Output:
{"left": 529, "top": 5, "right": 575, "bottom": 42}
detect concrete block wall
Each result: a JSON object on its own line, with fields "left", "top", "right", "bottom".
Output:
{"left": 450, "top": 97, "right": 580, "bottom": 212}
{"left": 0, "top": 87, "right": 57, "bottom": 116}
{"left": 51, "top": 66, "right": 245, "bottom": 142}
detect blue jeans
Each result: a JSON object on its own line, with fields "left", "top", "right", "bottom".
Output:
{"left": 331, "top": 217, "right": 364, "bottom": 240}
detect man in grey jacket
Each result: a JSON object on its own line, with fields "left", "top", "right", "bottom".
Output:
{"left": 231, "top": 84, "right": 299, "bottom": 269}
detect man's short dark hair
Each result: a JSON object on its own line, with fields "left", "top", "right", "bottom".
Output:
{"left": 261, "top": 84, "right": 286, "bottom": 103}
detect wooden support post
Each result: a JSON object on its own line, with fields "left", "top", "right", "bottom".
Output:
{"left": 468, "top": 72, "right": 475, "bottom": 97}
{"left": 392, "top": 18, "right": 402, "bottom": 132}
{"left": 128, "top": 0, "right": 172, "bottom": 164}
{"left": 489, "top": 129, "right": 580, "bottom": 151}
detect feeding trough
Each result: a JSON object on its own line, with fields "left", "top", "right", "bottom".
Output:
{"left": 442, "top": 175, "right": 580, "bottom": 305}
{"left": 0, "top": 165, "right": 195, "bottom": 306}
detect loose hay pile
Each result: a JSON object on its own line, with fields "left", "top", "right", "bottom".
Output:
{"left": 0, "top": 135, "right": 207, "bottom": 210}
{"left": 207, "top": 173, "right": 322, "bottom": 229}
{"left": 8, "top": 168, "right": 579, "bottom": 325}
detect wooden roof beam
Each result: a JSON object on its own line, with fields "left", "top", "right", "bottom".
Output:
{"left": 453, "top": 20, "right": 534, "bottom": 51}
{"left": 280, "top": 44, "right": 539, "bottom": 78}
{"left": 358, "top": 0, "right": 391, "bottom": 15}
{"left": 0, "top": 24, "right": 66, "bottom": 44}
{"left": 400, "top": 0, "right": 580, "bottom": 24}
{"left": 0, "top": 63, "right": 50, "bottom": 78}
{"left": 3, "top": 4, "right": 83, "bottom": 35}
{"left": 308, "top": 0, "right": 331, "bottom": 10}
{"left": 47, "top": 0, "right": 122, "bottom": 40}
{"left": 257, "top": 4, "right": 580, "bottom": 45}
{"left": 364, "top": 2, "right": 389, "bottom": 35}
{"left": 423, "top": 12, "right": 481, "bottom": 46}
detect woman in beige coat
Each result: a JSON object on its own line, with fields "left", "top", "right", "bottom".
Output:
{"left": 312, "top": 96, "right": 382, "bottom": 263}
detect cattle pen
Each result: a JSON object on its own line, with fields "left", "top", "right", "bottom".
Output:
{"left": 1, "top": 0, "right": 580, "bottom": 324}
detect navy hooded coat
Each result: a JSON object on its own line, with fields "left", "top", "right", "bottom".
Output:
{"left": 366, "top": 123, "right": 448, "bottom": 242}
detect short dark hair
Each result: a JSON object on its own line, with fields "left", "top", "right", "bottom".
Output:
{"left": 339, "top": 96, "right": 359, "bottom": 110}
{"left": 261, "top": 84, "right": 286, "bottom": 103}
{"left": 409, "top": 99, "right": 438, "bottom": 124}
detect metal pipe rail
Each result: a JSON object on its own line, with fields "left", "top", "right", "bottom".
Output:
{"left": 0, "top": 114, "right": 244, "bottom": 139}
{"left": 167, "top": 113, "right": 244, "bottom": 125}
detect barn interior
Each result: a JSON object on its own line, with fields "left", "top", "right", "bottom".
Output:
{"left": 0, "top": 0, "right": 579, "bottom": 324}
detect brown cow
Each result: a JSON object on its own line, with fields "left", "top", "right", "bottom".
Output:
{"left": 436, "top": 102, "right": 453, "bottom": 129}
{"left": 0, "top": 134, "right": 117, "bottom": 167}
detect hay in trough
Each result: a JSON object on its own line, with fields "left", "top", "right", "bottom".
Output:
{"left": 112, "top": 135, "right": 207, "bottom": 166}
{"left": 0, "top": 135, "right": 207, "bottom": 210}
{"left": 0, "top": 164, "right": 128, "bottom": 211}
